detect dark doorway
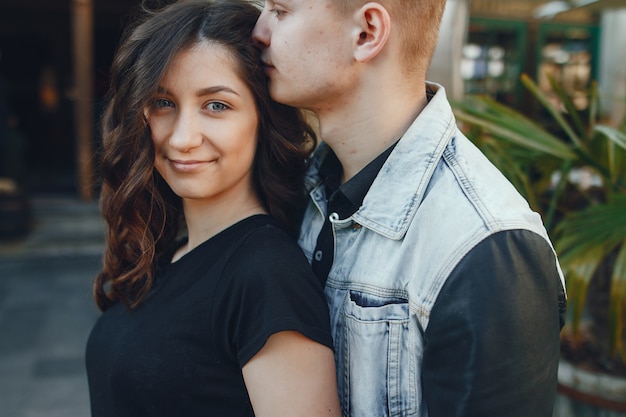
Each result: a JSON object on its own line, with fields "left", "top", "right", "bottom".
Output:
{"left": 0, "top": 0, "right": 141, "bottom": 196}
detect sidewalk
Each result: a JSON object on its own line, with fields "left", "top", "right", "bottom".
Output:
{"left": 0, "top": 196, "right": 105, "bottom": 260}
{"left": 0, "top": 196, "right": 105, "bottom": 417}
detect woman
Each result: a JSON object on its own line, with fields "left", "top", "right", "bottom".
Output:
{"left": 85, "top": 1, "right": 340, "bottom": 416}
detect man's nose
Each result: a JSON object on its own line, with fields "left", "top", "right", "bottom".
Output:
{"left": 252, "top": 12, "right": 269, "bottom": 48}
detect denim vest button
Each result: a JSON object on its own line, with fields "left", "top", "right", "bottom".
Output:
{"left": 314, "top": 250, "right": 323, "bottom": 261}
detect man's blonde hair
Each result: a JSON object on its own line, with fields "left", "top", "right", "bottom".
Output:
{"left": 333, "top": 0, "right": 446, "bottom": 73}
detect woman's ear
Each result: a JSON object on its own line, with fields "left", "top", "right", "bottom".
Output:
{"left": 353, "top": 3, "right": 391, "bottom": 63}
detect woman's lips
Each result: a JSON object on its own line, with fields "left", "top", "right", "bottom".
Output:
{"left": 169, "top": 159, "right": 214, "bottom": 172}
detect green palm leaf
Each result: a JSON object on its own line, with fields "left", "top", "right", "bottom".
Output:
{"left": 452, "top": 96, "right": 576, "bottom": 160}
{"left": 610, "top": 244, "right": 626, "bottom": 359}
{"left": 595, "top": 125, "right": 626, "bottom": 151}
{"left": 555, "top": 196, "right": 626, "bottom": 343}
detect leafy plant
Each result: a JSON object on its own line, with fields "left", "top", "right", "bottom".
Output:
{"left": 451, "top": 74, "right": 626, "bottom": 361}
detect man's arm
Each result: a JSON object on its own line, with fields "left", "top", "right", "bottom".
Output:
{"left": 422, "top": 229, "right": 566, "bottom": 417}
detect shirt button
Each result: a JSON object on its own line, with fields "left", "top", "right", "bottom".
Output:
{"left": 314, "top": 250, "right": 323, "bottom": 261}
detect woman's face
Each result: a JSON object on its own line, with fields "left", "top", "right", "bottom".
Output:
{"left": 146, "top": 41, "right": 259, "bottom": 205}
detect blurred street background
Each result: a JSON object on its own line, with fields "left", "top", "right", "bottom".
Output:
{"left": 1, "top": 1, "right": 626, "bottom": 416}
{"left": 0, "top": 196, "right": 104, "bottom": 417}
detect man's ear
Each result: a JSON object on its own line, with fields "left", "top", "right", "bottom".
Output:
{"left": 353, "top": 3, "right": 391, "bottom": 63}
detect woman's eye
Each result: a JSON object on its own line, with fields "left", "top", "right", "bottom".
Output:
{"left": 208, "top": 102, "right": 229, "bottom": 112}
{"left": 152, "top": 98, "right": 173, "bottom": 108}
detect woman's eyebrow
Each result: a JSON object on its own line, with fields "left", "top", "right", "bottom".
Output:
{"left": 196, "top": 86, "right": 240, "bottom": 97}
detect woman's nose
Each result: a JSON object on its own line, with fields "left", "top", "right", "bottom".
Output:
{"left": 169, "top": 114, "right": 203, "bottom": 152}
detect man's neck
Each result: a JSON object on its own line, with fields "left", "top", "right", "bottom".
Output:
{"left": 315, "top": 83, "right": 428, "bottom": 183}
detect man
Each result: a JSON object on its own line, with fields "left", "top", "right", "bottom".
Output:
{"left": 253, "top": 1, "right": 567, "bottom": 416}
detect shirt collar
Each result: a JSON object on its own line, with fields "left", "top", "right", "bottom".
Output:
{"left": 318, "top": 141, "right": 397, "bottom": 216}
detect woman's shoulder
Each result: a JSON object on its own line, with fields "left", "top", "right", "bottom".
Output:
{"left": 236, "top": 215, "right": 302, "bottom": 254}
{"left": 226, "top": 215, "right": 315, "bottom": 282}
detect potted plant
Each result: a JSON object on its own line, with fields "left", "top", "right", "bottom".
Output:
{"left": 451, "top": 74, "right": 626, "bottom": 414}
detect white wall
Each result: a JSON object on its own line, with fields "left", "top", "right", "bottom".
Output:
{"left": 427, "top": 0, "right": 469, "bottom": 100}
{"left": 598, "top": 8, "right": 626, "bottom": 126}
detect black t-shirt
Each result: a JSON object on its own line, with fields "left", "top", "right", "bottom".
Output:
{"left": 86, "top": 215, "right": 333, "bottom": 417}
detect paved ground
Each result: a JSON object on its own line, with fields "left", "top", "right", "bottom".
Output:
{"left": 0, "top": 196, "right": 104, "bottom": 417}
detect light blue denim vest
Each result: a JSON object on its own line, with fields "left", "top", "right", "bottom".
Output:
{"left": 298, "top": 84, "right": 565, "bottom": 417}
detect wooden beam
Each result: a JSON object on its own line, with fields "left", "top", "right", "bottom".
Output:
{"left": 71, "top": 0, "right": 94, "bottom": 200}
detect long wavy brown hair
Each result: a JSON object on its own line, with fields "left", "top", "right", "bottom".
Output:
{"left": 95, "top": 0, "right": 316, "bottom": 311}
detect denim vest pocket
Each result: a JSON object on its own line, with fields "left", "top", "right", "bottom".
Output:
{"left": 340, "top": 290, "right": 417, "bottom": 417}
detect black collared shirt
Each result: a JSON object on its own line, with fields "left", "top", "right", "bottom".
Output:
{"left": 311, "top": 143, "right": 397, "bottom": 284}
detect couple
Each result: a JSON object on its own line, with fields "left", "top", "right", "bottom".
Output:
{"left": 86, "top": 1, "right": 567, "bottom": 416}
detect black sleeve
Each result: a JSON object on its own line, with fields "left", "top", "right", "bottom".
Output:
{"left": 215, "top": 225, "right": 334, "bottom": 368}
{"left": 422, "top": 229, "right": 566, "bottom": 417}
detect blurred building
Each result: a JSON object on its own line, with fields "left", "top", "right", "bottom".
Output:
{"left": 431, "top": 0, "right": 626, "bottom": 127}
{"left": 0, "top": 0, "right": 141, "bottom": 199}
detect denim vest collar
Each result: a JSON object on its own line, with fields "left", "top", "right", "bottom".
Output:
{"left": 305, "top": 83, "right": 457, "bottom": 241}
